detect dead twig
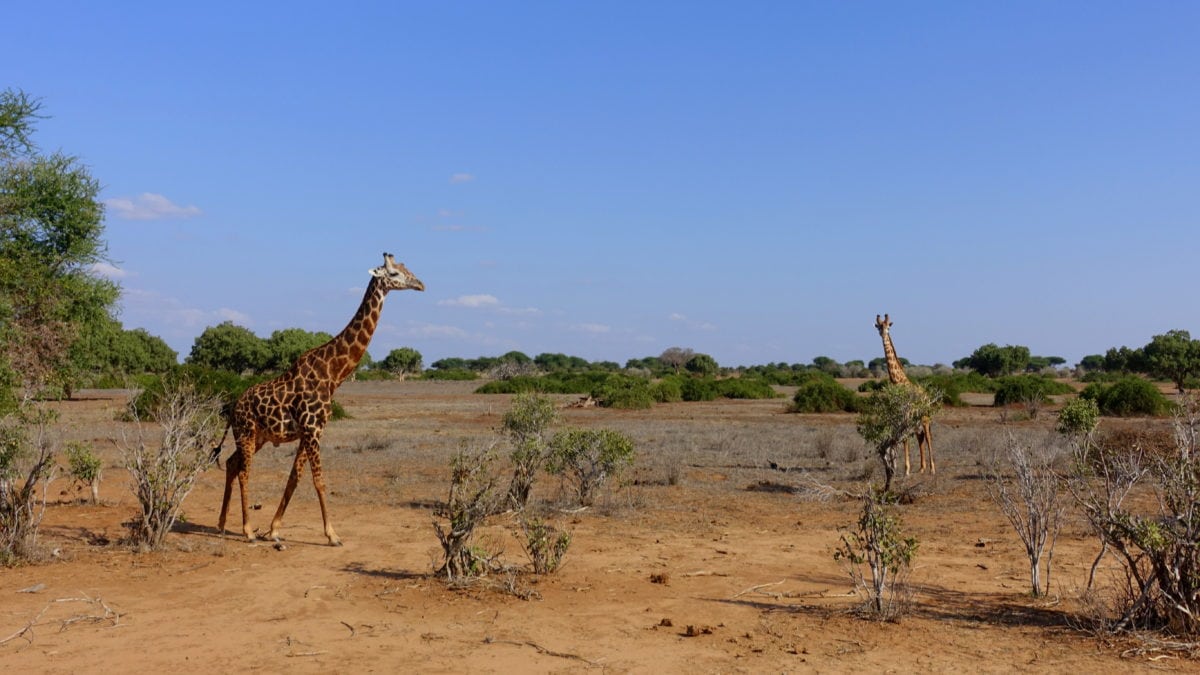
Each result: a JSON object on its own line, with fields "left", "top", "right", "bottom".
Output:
{"left": 483, "top": 636, "right": 601, "bottom": 666}
{"left": 733, "top": 580, "right": 785, "bottom": 598}
{"left": 0, "top": 604, "right": 49, "bottom": 647}
{"left": 340, "top": 620, "right": 356, "bottom": 637}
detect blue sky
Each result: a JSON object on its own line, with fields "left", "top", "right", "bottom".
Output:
{"left": 8, "top": 2, "right": 1199, "bottom": 367}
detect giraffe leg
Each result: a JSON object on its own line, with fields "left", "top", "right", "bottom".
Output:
{"left": 236, "top": 446, "right": 257, "bottom": 541}
{"left": 267, "top": 448, "right": 307, "bottom": 542}
{"left": 217, "top": 449, "right": 242, "bottom": 534}
{"left": 923, "top": 418, "right": 935, "bottom": 474}
{"left": 902, "top": 438, "right": 912, "bottom": 476}
{"left": 306, "top": 449, "right": 341, "bottom": 546}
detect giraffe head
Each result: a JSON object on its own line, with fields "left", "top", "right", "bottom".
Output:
{"left": 370, "top": 252, "right": 425, "bottom": 292}
{"left": 875, "top": 313, "right": 893, "bottom": 336}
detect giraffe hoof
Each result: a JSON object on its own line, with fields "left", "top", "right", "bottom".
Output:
{"left": 329, "top": 538, "right": 343, "bottom": 547}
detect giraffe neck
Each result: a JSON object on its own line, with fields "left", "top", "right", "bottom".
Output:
{"left": 880, "top": 329, "right": 911, "bottom": 385}
{"left": 308, "top": 276, "right": 388, "bottom": 385}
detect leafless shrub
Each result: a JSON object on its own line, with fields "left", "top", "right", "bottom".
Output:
{"left": 984, "top": 432, "right": 1066, "bottom": 597}
{"left": 122, "top": 383, "right": 224, "bottom": 550}
{"left": 433, "top": 444, "right": 504, "bottom": 580}
{"left": 0, "top": 402, "right": 59, "bottom": 564}
{"left": 833, "top": 489, "right": 918, "bottom": 620}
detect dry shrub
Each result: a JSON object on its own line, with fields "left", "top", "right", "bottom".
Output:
{"left": 518, "top": 515, "right": 571, "bottom": 574}
{"left": 984, "top": 433, "right": 1066, "bottom": 597}
{"left": 432, "top": 444, "right": 503, "bottom": 580}
{"left": 122, "top": 382, "right": 224, "bottom": 550}
{"left": 0, "top": 403, "right": 58, "bottom": 564}
{"left": 834, "top": 489, "right": 918, "bottom": 620}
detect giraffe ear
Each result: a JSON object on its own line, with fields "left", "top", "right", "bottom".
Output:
{"left": 369, "top": 266, "right": 386, "bottom": 278}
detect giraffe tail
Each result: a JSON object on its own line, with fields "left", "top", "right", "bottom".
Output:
{"left": 210, "top": 421, "right": 231, "bottom": 468}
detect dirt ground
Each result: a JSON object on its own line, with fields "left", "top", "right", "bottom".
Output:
{"left": 0, "top": 380, "right": 1185, "bottom": 672}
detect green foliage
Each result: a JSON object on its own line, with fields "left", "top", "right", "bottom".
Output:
{"left": 263, "top": 328, "right": 332, "bottom": 373}
{"left": 504, "top": 392, "right": 559, "bottom": 509}
{"left": 992, "top": 375, "right": 1074, "bottom": 407}
{"left": 960, "top": 343, "right": 1031, "bottom": 377}
{"left": 834, "top": 490, "right": 918, "bottom": 619}
{"left": 1056, "top": 397, "right": 1100, "bottom": 437}
{"left": 128, "top": 366, "right": 265, "bottom": 421}
{"left": 64, "top": 440, "right": 102, "bottom": 503}
{"left": 684, "top": 353, "right": 719, "bottom": 377}
{"left": 1, "top": 89, "right": 117, "bottom": 399}
{"left": 519, "top": 516, "right": 571, "bottom": 574}
{"left": 547, "top": 428, "right": 636, "bottom": 506}
{"left": 1104, "top": 346, "right": 1147, "bottom": 373}
{"left": 650, "top": 377, "right": 683, "bottom": 403}
{"left": 423, "top": 368, "right": 478, "bottom": 381}
{"left": 679, "top": 376, "right": 718, "bottom": 402}
{"left": 1078, "top": 354, "right": 1106, "bottom": 371}
{"left": 715, "top": 377, "right": 779, "bottom": 400}
{"left": 1142, "top": 329, "right": 1200, "bottom": 392}
{"left": 185, "top": 321, "right": 269, "bottom": 374}
{"left": 377, "top": 346, "right": 423, "bottom": 377}
{"left": 1080, "top": 376, "right": 1173, "bottom": 417}
{"left": 856, "top": 384, "right": 940, "bottom": 491}
{"left": 592, "top": 375, "right": 654, "bottom": 410}
{"left": 790, "top": 375, "right": 860, "bottom": 413}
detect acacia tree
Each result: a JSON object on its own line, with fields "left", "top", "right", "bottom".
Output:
{"left": 958, "top": 343, "right": 1030, "bottom": 377}
{"left": 1142, "top": 329, "right": 1200, "bottom": 393}
{"left": 0, "top": 89, "right": 117, "bottom": 402}
{"left": 659, "top": 347, "right": 694, "bottom": 374}
{"left": 185, "top": 321, "right": 268, "bottom": 374}
{"left": 379, "top": 347, "right": 423, "bottom": 379}
{"left": 263, "top": 328, "right": 332, "bottom": 372}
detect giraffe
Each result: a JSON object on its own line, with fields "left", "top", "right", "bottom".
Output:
{"left": 874, "top": 313, "right": 934, "bottom": 475}
{"left": 214, "top": 253, "right": 424, "bottom": 546}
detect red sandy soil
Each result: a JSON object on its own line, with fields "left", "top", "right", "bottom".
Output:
{"left": 0, "top": 382, "right": 1183, "bottom": 673}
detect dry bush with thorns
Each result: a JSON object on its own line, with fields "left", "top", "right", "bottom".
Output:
{"left": 433, "top": 444, "right": 504, "bottom": 580}
{"left": 0, "top": 403, "right": 58, "bottom": 564}
{"left": 121, "top": 382, "right": 224, "bottom": 550}
{"left": 1064, "top": 394, "right": 1200, "bottom": 641}
{"left": 984, "top": 432, "right": 1066, "bottom": 598}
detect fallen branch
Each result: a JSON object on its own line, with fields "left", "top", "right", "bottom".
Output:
{"left": 733, "top": 580, "right": 785, "bottom": 598}
{"left": 483, "top": 636, "right": 600, "bottom": 666}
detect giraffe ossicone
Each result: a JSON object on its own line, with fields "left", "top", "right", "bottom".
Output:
{"left": 215, "top": 253, "right": 424, "bottom": 546}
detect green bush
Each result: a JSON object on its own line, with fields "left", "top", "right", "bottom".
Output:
{"left": 790, "top": 378, "right": 861, "bottom": 413}
{"left": 651, "top": 377, "right": 683, "bottom": 403}
{"left": 1080, "top": 376, "right": 1173, "bottom": 417}
{"left": 992, "top": 375, "right": 1075, "bottom": 407}
{"left": 679, "top": 377, "right": 718, "bottom": 402}
{"left": 716, "top": 377, "right": 779, "bottom": 400}
{"left": 128, "top": 366, "right": 264, "bottom": 420}
{"left": 592, "top": 375, "right": 654, "bottom": 409}
{"left": 425, "top": 368, "right": 478, "bottom": 381}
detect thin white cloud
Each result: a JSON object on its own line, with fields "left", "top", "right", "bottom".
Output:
{"left": 439, "top": 294, "right": 500, "bottom": 309}
{"left": 89, "top": 261, "right": 128, "bottom": 279}
{"left": 497, "top": 306, "right": 542, "bottom": 316}
{"left": 669, "top": 312, "right": 717, "bottom": 331}
{"left": 105, "top": 193, "right": 202, "bottom": 221}
{"left": 403, "top": 322, "right": 469, "bottom": 339}
{"left": 449, "top": 173, "right": 475, "bottom": 184}
{"left": 120, "top": 288, "right": 251, "bottom": 329}
{"left": 571, "top": 322, "right": 611, "bottom": 334}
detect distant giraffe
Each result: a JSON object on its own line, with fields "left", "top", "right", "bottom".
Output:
{"left": 214, "top": 253, "right": 425, "bottom": 545}
{"left": 874, "top": 314, "right": 934, "bottom": 475}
